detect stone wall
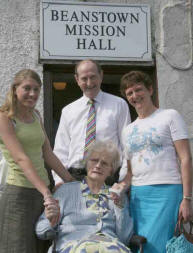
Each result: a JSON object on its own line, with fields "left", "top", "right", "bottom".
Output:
{"left": 0, "top": 0, "right": 43, "bottom": 113}
{"left": 155, "top": 0, "right": 193, "bottom": 152}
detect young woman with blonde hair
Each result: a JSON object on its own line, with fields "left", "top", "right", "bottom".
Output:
{"left": 0, "top": 69, "right": 73, "bottom": 253}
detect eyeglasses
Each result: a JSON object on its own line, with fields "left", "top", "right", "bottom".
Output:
{"left": 89, "top": 158, "right": 112, "bottom": 169}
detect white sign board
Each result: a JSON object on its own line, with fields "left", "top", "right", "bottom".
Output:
{"left": 40, "top": 1, "right": 152, "bottom": 61}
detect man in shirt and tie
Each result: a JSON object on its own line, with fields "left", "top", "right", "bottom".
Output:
{"left": 53, "top": 59, "right": 131, "bottom": 184}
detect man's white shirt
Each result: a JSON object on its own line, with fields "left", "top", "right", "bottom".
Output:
{"left": 53, "top": 90, "right": 131, "bottom": 183}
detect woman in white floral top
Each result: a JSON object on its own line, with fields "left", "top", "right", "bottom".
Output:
{"left": 119, "top": 70, "right": 192, "bottom": 253}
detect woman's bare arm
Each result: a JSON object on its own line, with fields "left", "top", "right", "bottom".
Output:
{"left": 174, "top": 139, "right": 193, "bottom": 222}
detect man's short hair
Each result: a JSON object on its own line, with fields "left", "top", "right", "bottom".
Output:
{"left": 75, "top": 59, "right": 102, "bottom": 76}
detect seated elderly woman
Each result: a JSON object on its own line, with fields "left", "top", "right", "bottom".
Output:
{"left": 36, "top": 141, "right": 133, "bottom": 253}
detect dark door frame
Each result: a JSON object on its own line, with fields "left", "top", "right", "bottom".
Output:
{"left": 43, "top": 64, "right": 157, "bottom": 147}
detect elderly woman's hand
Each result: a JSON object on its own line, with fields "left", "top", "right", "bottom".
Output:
{"left": 110, "top": 182, "right": 128, "bottom": 208}
{"left": 44, "top": 196, "right": 60, "bottom": 227}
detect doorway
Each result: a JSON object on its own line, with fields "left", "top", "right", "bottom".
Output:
{"left": 43, "top": 64, "right": 157, "bottom": 147}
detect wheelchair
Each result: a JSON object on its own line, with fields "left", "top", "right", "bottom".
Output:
{"left": 129, "top": 234, "right": 147, "bottom": 253}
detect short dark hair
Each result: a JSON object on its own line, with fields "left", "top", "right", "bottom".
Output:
{"left": 120, "top": 71, "right": 153, "bottom": 97}
{"left": 75, "top": 59, "right": 102, "bottom": 76}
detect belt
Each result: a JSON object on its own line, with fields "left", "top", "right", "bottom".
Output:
{"left": 68, "top": 167, "right": 86, "bottom": 175}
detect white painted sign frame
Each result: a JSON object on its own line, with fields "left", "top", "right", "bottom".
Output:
{"left": 40, "top": 1, "right": 152, "bottom": 61}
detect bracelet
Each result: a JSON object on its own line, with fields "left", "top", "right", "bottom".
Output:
{"left": 183, "top": 196, "right": 192, "bottom": 200}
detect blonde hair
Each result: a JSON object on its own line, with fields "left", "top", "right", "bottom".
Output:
{"left": 0, "top": 69, "right": 42, "bottom": 118}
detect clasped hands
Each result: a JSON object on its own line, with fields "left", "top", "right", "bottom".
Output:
{"left": 44, "top": 195, "right": 60, "bottom": 227}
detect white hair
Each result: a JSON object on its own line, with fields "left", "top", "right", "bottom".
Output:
{"left": 84, "top": 140, "right": 121, "bottom": 173}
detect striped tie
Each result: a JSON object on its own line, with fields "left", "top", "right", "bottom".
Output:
{"left": 84, "top": 99, "right": 96, "bottom": 158}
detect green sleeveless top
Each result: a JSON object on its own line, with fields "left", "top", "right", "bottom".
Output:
{"left": 0, "top": 114, "right": 50, "bottom": 188}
